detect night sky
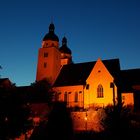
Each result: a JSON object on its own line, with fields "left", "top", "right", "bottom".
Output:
{"left": 0, "top": 0, "right": 140, "bottom": 86}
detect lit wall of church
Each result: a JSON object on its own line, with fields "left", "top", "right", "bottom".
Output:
{"left": 53, "top": 59, "right": 118, "bottom": 109}
{"left": 122, "top": 92, "right": 134, "bottom": 106}
{"left": 53, "top": 85, "right": 84, "bottom": 108}
{"left": 84, "top": 59, "right": 117, "bottom": 108}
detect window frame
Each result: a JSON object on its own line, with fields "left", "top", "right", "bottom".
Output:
{"left": 44, "top": 52, "right": 48, "bottom": 57}
{"left": 64, "top": 92, "right": 68, "bottom": 102}
{"left": 97, "top": 84, "right": 104, "bottom": 98}
{"left": 75, "top": 92, "right": 78, "bottom": 102}
{"left": 44, "top": 62, "right": 47, "bottom": 68}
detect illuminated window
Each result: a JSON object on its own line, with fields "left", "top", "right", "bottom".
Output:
{"left": 97, "top": 84, "right": 104, "bottom": 98}
{"left": 75, "top": 92, "right": 78, "bottom": 102}
{"left": 64, "top": 92, "right": 67, "bottom": 102}
{"left": 44, "top": 52, "right": 48, "bottom": 57}
{"left": 86, "top": 84, "right": 89, "bottom": 90}
{"left": 44, "top": 62, "right": 47, "bottom": 68}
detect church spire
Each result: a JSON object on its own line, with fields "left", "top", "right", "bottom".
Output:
{"left": 59, "top": 36, "right": 71, "bottom": 54}
{"left": 42, "top": 22, "right": 59, "bottom": 42}
{"left": 62, "top": 36, "right": 67, "bottom": 46}
{"left": 49, "top": 22, "right": 55, "bottom": 33}
{"left": 59, "top": 36, "right": 72, "bottom": 66}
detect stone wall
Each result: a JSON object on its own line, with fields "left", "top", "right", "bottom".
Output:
{"left": 71, "top": 108, "right": 107, "bottom": 132}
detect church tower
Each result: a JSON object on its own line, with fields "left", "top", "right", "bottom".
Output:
{"left": 59, "top": 36, "right": 72, "bottom": 66}
{"left": 36, "top": 23, "right": 61, "bottom": 84}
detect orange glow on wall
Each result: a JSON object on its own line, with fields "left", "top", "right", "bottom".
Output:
{"left": 36, "top": 40, "right": 61, "bottom": 84}
{"left": 84, "top": 58, "right": 117, "bottom": 108}
{"left": 60, "top": 53, "right": 72, "bottom": 66}
{"left": 53, "top": 59, "right": 118, "bottom": 109}
{"left": 122, "top": 93, "right": 134, "bottom": 106}
{"left": 71, "top": 109, "right": 106, "bottom": 132}
{"left": 42, "top": 40, "right": 59, "bottom": 48}
{"left": 54, "top": 85, "right": 84, "bottom": 108}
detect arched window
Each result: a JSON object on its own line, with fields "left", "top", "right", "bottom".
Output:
{"left": 97, "top": 84, "right": 104, "bottom": 98}
{"left": 64, "top": 92, "right": 67, "bottom": 102}
{"left": 55, "top": 92, "right": 61, "bottom": 101}
{"left": 75, "top": 92, "right": 78, "bottom": 102}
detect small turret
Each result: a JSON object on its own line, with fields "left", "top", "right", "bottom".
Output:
{"left": 59, "top": 37, "right": 72, "bottom": 66}
{"left": 42, "top": 23, "right": 59, "bottom": 48}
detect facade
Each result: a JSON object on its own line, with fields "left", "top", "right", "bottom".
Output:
{"left": 36, "top": 23, "right": 140, "bottom": 110}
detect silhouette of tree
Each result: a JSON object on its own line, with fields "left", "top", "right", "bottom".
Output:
{"left": 0, "top": 87, "right": 32, "bottom": 139}
{"left": 103, "top": 105, "right": 133, "bottom": 140}
{"left": 30, "top": 102, "right": 73, "bottom": 140}
{"left": 30, "top": 79, "right": 54, "bottom": 105}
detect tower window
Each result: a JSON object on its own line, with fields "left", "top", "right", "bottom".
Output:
{"left": 75, "top": 92, "right": 78, "bottom": 102}
{"left": 97, "top": 84, "right": 104, "bottom": 98}
{"left": 44, "top": 52, "right": 48, "bottom": 57}
{"left": 44, "top": 62, "right": 47, "bottom": 68}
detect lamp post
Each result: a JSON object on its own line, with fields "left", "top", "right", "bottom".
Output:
{"left": 84, "top": 110, "right": 88, "bottom": 131}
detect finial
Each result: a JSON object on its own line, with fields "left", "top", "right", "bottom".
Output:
{"left": 49, "top": 22, "right": 55, "bottom": 32}
{"left": 62, "top": 36, "right": 67, "bottom": 45}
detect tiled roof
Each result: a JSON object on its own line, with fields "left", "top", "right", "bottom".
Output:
{"left": 54, "top": 58, "right": 120, "bottom": 87}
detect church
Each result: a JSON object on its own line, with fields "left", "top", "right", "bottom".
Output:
{"left": 36, "top": 23, "right": 140, "bottom": 111}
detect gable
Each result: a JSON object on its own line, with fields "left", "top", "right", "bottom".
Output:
{"left": 87, "top": 58, "right": 115, "bottom": 84}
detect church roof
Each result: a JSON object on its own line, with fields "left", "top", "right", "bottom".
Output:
{"left": 54, "top": 58, "right": 120, "bottom": 87}
{"left": 121, "top": 69, "right": 140, "bottom": 92}
{"left": 43, "top": 23, "right": 59, "bottom": 42}
{"left": 59, "top": 45, "right": 72, "bottom": 54}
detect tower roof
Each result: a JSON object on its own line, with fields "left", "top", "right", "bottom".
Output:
{"left": 43, "top": 23, "right": 59, "bottom": 41}
{"left": 59, "top": 37, "right": 72, "bottom": 54}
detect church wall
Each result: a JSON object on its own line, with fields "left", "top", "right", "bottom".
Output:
{"left": 53, "top": 85, "right": 84, "bottom": 108}
{"left": 61, "top": 58, "right": 70, "bottom": 66}
{"left": 122, "top": 92, "right": 134, "bottom": 106}
{"left": 84, "top": 59, "right": 118, "bottom": 108}
{"left": 71, "top": 108, "right": 106, "bottom": 132}
{"left": 42, "top": 40, "right": 59, "bottom": 48}
{"left": 36, "top": 46, "right": 61, "bottom": 84}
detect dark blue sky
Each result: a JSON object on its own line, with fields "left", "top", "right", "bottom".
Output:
{"left": 0, "top": 0, "right": 140, "bottom": 86}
